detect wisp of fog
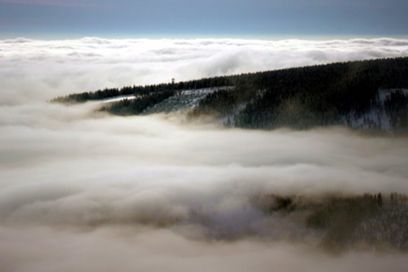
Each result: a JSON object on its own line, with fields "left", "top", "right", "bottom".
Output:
{"left": 1, "top": 38, "right": 408, "bottom": 272}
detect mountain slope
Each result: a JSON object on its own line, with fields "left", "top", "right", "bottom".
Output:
{"left": 55, "top": 57, "right": 408, "bottom": 131}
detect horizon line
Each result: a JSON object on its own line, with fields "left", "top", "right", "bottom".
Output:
{"left": 2, "top": 34, "right": 408, "bottom": 41}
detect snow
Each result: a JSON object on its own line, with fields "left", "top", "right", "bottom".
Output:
{"left": 143, "top": 87, "right": 233, "bottom": 114}
{"left": 219, "top": 103, "right": 248, "bottom": 126}
{"left": 378, "top": 88, "right": 408, "bottom": 103}
{"left": 345, "top": 88, "right": 408, "bottom": 130}
{"left": 100, "top": 95, "right": 137, "bottom": 104}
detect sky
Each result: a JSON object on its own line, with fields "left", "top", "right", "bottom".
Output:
{"left": 0, "top": 0, "right": 407, "bottom": 38}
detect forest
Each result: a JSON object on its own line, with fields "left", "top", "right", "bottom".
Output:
{"left": 55, "top": 57, "right": 408, "bottom": 131}
{"left": 253, "top": 193, "right": 408, "bottom": 252}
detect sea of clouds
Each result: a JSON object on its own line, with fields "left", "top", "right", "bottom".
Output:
{"left": 1, "top": 37, "right": 408, "bottom": 271}
{"left": 2, "top": 37, "right": 408, "bottom": 104}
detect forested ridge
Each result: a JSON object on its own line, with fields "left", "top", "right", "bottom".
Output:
{"left": 54, "top": 57, "right": 408, "bottom": 130}
{"left": 254, "top": 193, "right": 408, "bottom": 251}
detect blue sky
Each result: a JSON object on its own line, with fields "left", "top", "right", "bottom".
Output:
{"left": 0, "top": 0, "right": 407, "bottom": 38}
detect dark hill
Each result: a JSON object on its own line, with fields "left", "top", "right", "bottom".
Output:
{"left": 54, "top": 57, "right": 408, "bottom": 131}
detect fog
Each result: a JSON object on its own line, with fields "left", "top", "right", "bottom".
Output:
{"left": 1, "top": 37, "right": 408, "bottom": 271}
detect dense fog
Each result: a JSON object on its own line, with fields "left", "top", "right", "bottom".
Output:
{"left": 1, "top": 38, "right": 408, "bottom": 272}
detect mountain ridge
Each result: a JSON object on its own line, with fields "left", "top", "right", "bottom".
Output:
{"left": 54, "top": 57, "right": 408, "bottom": 131}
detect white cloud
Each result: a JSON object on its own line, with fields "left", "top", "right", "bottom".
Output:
{"left": 1, "top": 104, "right": 408, "bottom": 232}
{"left": 1, "top": 37, "right": 408, "bottom": 271}
{"left": 2, "top": 226, "right": 408, "bottom": 272}
{"left": 1, "top": 37, "right": 408, "bottom": 104}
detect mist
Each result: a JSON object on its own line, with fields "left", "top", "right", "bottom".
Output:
{"left": 1, "top": 37, "right": 408, "bottom": 271}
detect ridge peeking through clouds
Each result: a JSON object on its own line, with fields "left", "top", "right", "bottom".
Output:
{"left": 2, "top": 37, "right": 408, "bottom": 104}
{"left": 1, "top": 37, "right": 408, "bottom": 272}
{"left": 57, "top": 57, "right": 408, "bottom": 132}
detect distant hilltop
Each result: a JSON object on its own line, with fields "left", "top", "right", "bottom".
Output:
{"left": 54, "top": 57, "right": 408, "bottom": 132}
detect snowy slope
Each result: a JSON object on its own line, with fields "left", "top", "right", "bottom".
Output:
{"left": 143, "top": 87, "right": 233, "bottom": 114}
{"left": 345, "top": 89, "right": 408, "bottom": 130}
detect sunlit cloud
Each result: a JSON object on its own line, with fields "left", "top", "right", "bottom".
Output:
{"left": 1, "top": 37, "right": 408, "bottom": 105}
{"left": 1, "top": 37, "right": 408, "bottom": 271}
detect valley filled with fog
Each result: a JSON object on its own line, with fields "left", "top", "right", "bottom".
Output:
{"left": 1, "top": 38, "right": 408, "bottom": 272}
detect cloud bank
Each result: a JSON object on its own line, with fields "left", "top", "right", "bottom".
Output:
{"left": 1, "top": 37, "right": 408, "bottom": 104}
{"left": 1, "top": 103, "right": 408, "bottom": 271}
{"left": 1, "top": 37, "right": 408, "bottom": 271}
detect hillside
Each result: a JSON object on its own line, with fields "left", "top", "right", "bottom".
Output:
{"left": 55, "top": 57, "right": 408, "bottom": 131}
